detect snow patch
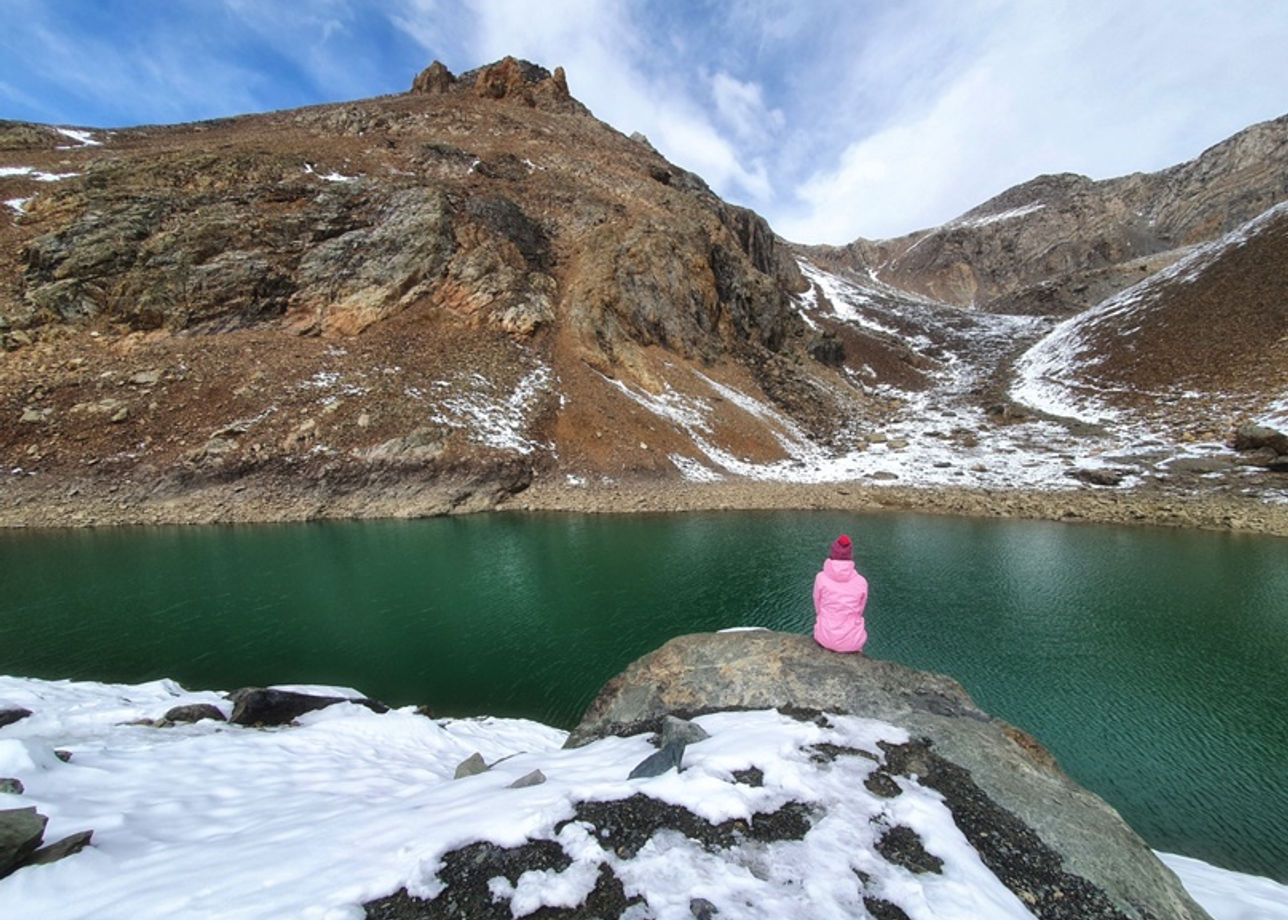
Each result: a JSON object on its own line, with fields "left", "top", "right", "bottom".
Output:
{"left": 1257, "top": 394, "right": 1288, "bottom": 431}
{"left": 0, "top": 165, "right": 80, "bottom": 182}
{"left": 54, "top": 127, "right": 102, "bottom": 148}
{"left": 951, "top": 202, "right": 1045, "bottom": 229}
{"left": 0, "top": 675, "right": 1276, "bottom": 920}
{"left": 431, "top": 363, "right": 555, "bottom": 455}
{"left": 1012, "top": 200, "right": 1288, "bottom": 425}
{"left": 303, "top": 162, "right": 359, "bottom": 182}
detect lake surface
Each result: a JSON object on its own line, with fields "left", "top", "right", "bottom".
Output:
{"left": 2, "top": 511, "right": 1285, "bottom": 880}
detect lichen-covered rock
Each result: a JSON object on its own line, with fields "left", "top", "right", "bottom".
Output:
{"left": 567, "top": 631, "right": 1210, "bottom": 920}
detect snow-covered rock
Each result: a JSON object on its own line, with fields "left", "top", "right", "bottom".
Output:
{"left": 1, "top": 636, "right": 1283, "bottom": 918}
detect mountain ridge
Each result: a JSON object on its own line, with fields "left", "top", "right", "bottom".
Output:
{"left": 1, "top": 58, "right": 1285, "bottom": 528}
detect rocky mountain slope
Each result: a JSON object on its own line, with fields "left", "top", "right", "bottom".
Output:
{"left": 806, "top": 114, "right": 1288, "bottom": 315}
{"left": 1, "top": 59, "right": 1285, "bottom": 526}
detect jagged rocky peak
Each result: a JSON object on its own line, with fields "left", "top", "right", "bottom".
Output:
{"left": 410, "top": 56, "right": 583, "bottom": 113}
{"left": 409, "top": 60, "right": 455, "bottom": 94}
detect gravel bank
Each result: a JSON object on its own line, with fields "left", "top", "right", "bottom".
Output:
{"left": 3, "top": 472, "right": 1283, "bottom": 537}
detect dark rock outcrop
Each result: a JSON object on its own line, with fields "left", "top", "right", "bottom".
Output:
{"left": 226, "top": 687, "right": 388, "bottom": 727}
{"left": 0, "top": 708, "right": 33, "bottom": 729}
{"left": 566, "top": 631, "right": 1210, "bottom": 920}
{"left": 0, "top": 806, "right": 92, "bottom": 880}
{"left": 162, "top": 703, "right": 227, "bottom": 724}
{"left": 0, "top": 807, "right": 46, "bottom": 879}
{"left": 1233, "top": 424, "right": 1288, "bottom": 455}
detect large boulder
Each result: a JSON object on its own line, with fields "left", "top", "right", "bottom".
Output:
{"left": 566, "top": 631, "right": 1210, "bottom": 920}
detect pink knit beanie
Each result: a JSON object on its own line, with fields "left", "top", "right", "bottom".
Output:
{"left": 829, "top": 534, "right": 853, "bottom": 561}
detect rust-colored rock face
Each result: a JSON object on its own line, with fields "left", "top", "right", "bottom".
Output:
{"left": 409, "top": 60, "right": 456, "bottom": 95}
{"left": 0, "top": 60, "right": 851, "bottom": 523}
{"left": 0, "top": 61, "right": 1283, "bottom": 526}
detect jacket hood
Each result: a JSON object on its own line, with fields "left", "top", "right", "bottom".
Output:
{"left": 823, "top": 558, "right": 856, "bottom": 581}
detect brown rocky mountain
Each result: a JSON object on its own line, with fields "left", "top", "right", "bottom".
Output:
{"left": 1, "top": 58, "right": 877, "bottom": 522}
{"left": 805, "top": 113, "right": 1288, "bottom": 315}
{"left": 1, "top": 59, "right": 1284, "bottom": 527}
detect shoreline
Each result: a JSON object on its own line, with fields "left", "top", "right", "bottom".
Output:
{"left": 2, "top": 472, "right": 1286, "bottom": 536}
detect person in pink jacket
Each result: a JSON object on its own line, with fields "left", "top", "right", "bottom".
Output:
{"left": 813, "top": 534, "right": 868, "bottom": 652}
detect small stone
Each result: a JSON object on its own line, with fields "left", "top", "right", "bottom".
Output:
{"left": 110, "top": 406, "right": 129, "bottom": 423}
{"left": 227, "top": 687, "right": 387, "bottom": 727}
{"left": 162, "top": 703, "right": 227, "bottom": 724}
{"left": 660, "top": 715, "right": 709, "bottom": 748}
{"left": 0, "top": 806, "right": 47, "bottom": 879}
{"left": 506, "top": 769, "right": 546, "bottom": 789}
{"left": 0, "top": 709, "right": 33, "bottom": 729}
{"left": 629, "top": 739, "right": 685, "bottom": 779}
{"left": 26, "top": 829, "right": 93, "bottom": 866}
{"left": 19, "top": 408, "right": 48, "bottom": 424}
{"left": 690, "top": 897, "right": 719, "bottom": 919}
{"left": 127, "top": 369, "right": 161, "bottom": 387}
{"left": 454, "top": 752, "right": 488, "bottom": 779}
{"left": 0, "top": 779, "right": 23, "bottom": 795}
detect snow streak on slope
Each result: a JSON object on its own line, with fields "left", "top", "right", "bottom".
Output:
{"left": 605, "top": 259, "right": 1175, "bottom": 489}
{"left": 1, "top": 675, "right": 1282, "bottom": 920}
{"left": 1011, "top": 201, "right": 1288, "bottom": 426}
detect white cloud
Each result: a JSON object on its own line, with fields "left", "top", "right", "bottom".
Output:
{"left": 709, "top": 71, "right": 784, "bottom": 145}
{"left": 774, "top": 0, "right": 1288, "bottom": 242}
{"left": 3, "top": 0, "right": 1286, "bottom": 245}
{"left": 389, "top": 0, "right": 774, "bottom": 204}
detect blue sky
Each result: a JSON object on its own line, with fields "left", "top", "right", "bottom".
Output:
{"left": 2, "top": 0, "right": 1286, "bottom": 243}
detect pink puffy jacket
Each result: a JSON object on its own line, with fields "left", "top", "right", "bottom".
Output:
{"left": 813, "top": 559, "right": 868, "bottom": 652}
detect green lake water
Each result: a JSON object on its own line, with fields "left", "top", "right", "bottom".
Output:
{"left": 1, "top": 511, "right": 1285, "bottom": 880}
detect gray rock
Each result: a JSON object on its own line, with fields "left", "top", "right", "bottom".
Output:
{"left": 227, "top": 688, "right": 388, "bottom": 727}
{"left": 1233, "top": 423, "right": 1288, "bottom": 455}
{"left": 567, "top": 631, "right": 1210, "bottom": 920}
{"left": 0, "top": 806, "right": 47, "bottom": 880}
{"left": 506, "top": 769, "right": 546, "bottom": 789}
{"left": 660, "top": 715, "right": 709, "bottom": 748}
{"left": 27, "top": 829, "right": 93, "bottom": 866}
{"left": 1066, "top": 467, "right": 1128, "bottom": 486}
{"left": 0, "top": 778, "right": 25, "bottom": 795}
{"left": 453, "top": 752, "right": 488, "bottom": 779}
{"left": 162, "top": 703, "right": 227, "bottom": 724}
{"left": 628, "top": 739, "right": 685, "bottom": 779}
{"left": 0, "top": 708, "right": 33, "bottom": 729}
{"left": 690, "top": 896, "right": 719, "bottom": 919}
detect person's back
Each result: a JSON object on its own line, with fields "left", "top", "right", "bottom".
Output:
{"left": 813, "top": 534, "right": 868, "bottom": 653}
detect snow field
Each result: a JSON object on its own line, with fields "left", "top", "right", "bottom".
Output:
{"left": 0, "top": 675, "right": 1282, "bottom": 920}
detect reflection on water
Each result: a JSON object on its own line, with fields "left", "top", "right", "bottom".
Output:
{"left": 1, "top": 511, "right": 1285, "bottom": 880}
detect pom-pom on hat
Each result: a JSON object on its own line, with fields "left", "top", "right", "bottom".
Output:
{"left": 829, "top": 534, "right": 853, "bottom": 561}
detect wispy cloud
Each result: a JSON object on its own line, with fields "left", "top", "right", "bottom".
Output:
{"left": 2, "top": 0, "right": 1286, "bottom": 243}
